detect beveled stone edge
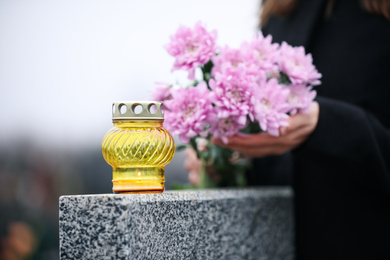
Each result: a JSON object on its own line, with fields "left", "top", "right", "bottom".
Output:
{"left": 59, "top": 187, "right": 293, "bottom": 203}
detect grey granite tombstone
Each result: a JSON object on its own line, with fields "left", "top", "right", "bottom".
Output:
{"left": 59, "top": 187, "right": 294, "bottom": 260}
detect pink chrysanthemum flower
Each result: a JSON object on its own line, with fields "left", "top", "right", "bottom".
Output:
{"left": 211, "top": 45, "right": 261, "bottom": 80}
{"left": 163, "top": 82, "right": 215, "bottom": 143}
{"left": 209, "top": 115, "right": 247, "bottom": 144}
{"left": 278, "top": 42, "right": 322, "bottom": 86}
{"left": 254, "top": 78, "right": 290, "bottom": 136}
{"left": 241, "top": 32, "right": 279, "bottom": 72}
{"left": 286, "top": 84, "right": 317, "bottom": 115}
{"left": 150, "top": 82, "right": 173, "bottom": 102}
{"left": 209, "top": 67, "right": 257, "bottom": 123}
{"left": 211, "top": 46, "right": 267, "bottom": 83}
{"left": 211, "top": 46, "right": 246, "bottom": 75}
{"left": 165, "top": 21, "right": 217, "bottom": 80}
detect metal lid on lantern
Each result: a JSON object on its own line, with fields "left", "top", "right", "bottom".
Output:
{"left": 112, "top": 101, "right": 164, "bottom": 121}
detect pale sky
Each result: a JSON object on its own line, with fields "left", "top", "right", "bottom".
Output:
{"left": 0, "top": 0, "right": 261, "bottom": 151}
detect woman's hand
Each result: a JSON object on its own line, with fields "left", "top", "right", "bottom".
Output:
{"left": 184, "top": 147, "right": 202, "bottom": 186}
{"left": 211, "top": 102, "right": 320, "bottom": 158}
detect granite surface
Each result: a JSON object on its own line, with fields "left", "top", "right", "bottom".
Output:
{"left": 59, "top": 187, "right": 294, "bottom": 260}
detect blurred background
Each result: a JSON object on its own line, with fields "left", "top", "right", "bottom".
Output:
{"left": 0, "top": 0, "right": 260, "bottom": 259}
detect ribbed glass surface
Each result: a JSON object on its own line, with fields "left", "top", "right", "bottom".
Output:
{"left": 102, "top": 120, "right": 175, "bottom": 193}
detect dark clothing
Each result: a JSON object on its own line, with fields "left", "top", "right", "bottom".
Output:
{"left": 251, "top": 0, "right": 390, "bottom": 259}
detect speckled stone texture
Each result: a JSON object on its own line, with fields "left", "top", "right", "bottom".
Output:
{"left": 59, "top": 188, "right": 294, "bottom": 260}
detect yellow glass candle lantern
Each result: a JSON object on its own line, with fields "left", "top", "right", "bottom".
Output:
{"left": 102, "top": 101, "right": 175, "bottom": 193}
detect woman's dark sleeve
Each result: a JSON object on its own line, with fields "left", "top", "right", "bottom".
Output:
{"left": 294, "top": 96, "right": 390, "bottom": 196}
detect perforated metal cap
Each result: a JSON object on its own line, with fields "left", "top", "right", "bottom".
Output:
{"left": 112, "top": 101, "right": 164, "bottom": 121}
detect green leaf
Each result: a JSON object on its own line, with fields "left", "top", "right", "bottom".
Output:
{"left": 278, "top": 71, "right": 292, "bottom": 85}
{"left": 189, "top": 138, "right": 201, "bottom": 159}
{"left": 176, "top": 145, "right": 188, "bottom": 151}
{"left": 171, "top": 182, "right": 196, "bottom": 190}
{"left": 241, "top": 120, "right": 262, "bottom": 134}
{"left": 202, "top": 60, "right": 214, "bottom": 75}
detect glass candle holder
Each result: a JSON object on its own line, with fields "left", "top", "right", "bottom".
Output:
{"left": 102, "top": 101, "right": 175, "bottom": 193}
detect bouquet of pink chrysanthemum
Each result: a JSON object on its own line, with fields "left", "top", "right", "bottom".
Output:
{"left": 151, "top": 21, "right": 321, "bottom": 188}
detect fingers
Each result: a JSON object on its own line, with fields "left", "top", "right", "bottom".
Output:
{"left": 225, "top": 133, "right": 305, "bottom": 157}
{"left": 210, "top": 102, "right": 320, "bottom": 158}
{"left": 184, "top": 147, "right": 201, "bottom": 172}
{"left": 188, "top": 169, "right": 200, "bottom": 186}
{"left": 232, "top": 145, "right": 287, "bottom": 158}
{"left": 184, "top": 147, "right": 202, "bottom": 185}
{"left": 211, "top": 132, "right": 278, "bottom": 147}
{"left": 287, "top": 101, "right": 319, "bottom": 131}
{"left": 211, "top": 123, "right": 310, "bottom": 158}
{"left": 279, "top": 126, "right": 288, "bottom": 136}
